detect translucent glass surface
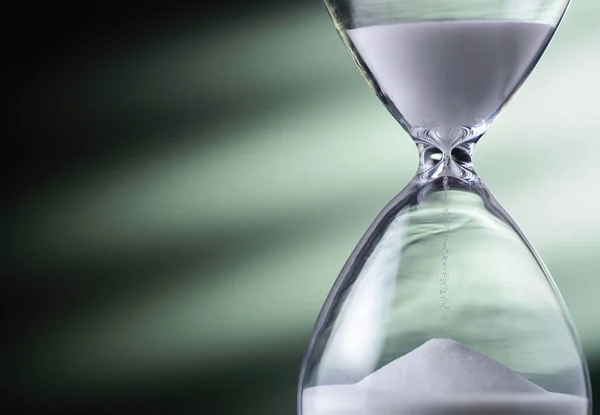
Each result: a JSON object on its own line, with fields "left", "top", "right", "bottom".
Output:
{"left": 328, "top": 0, "right": 571, "bottom": 28}
{"left": 329, "top": 0, "right": 571, "bottom": 147}
{"left": 299, "top": 0, "right": 591, "bottom": 414}
{"left": 299, "top": 178, "right": 591, "bottom": 414}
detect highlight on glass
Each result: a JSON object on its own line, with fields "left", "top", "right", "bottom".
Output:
{"left": 298, "top": 1, "right": 592, "bottom": 414}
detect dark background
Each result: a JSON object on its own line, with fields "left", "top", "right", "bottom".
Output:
{"left": 5, "top": 1, "right": 311, "bottom": 413}
{"left": 4, "top": 1, "right": 598, "bottom": 413}
{"left": 6, "top": 1, "right": 302, "bottom": 197}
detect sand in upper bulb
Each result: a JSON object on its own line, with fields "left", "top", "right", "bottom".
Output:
{"left": 347, "top": 20, "right": 553, "bottom": 130}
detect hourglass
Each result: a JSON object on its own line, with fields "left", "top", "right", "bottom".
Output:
{"left": 298, "top": 0, "right": 592, "bottom": 414}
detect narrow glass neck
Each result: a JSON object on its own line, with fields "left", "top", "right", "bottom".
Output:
{"left": 415, "top": 140, "right": 478, "bottom": 183}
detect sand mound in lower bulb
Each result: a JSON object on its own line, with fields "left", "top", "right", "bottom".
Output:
{"left": 302, "top": 338, "right": 588, "bottom": 415}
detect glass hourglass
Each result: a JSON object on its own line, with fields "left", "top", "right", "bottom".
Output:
{"left": 298, "top": 0, "right": 592, "bottom": 414}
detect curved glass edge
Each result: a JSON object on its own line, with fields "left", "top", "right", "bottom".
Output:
{"left": 325, "top": 0, "right": 572, "bottom": 29}
{"left": 323, "top": 1, "right": 571, "bottom": 149}
{"left": 297, "top": 174, "right": 592, "bottom": 415}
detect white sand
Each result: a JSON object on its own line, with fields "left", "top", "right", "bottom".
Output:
{"left": 303, "top": 339, "right": 588, "bottom": 415}
{"left": 347, "top": 21, "right": 553, "bottom": 129}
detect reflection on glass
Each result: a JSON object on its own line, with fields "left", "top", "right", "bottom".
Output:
{"left": 298, "top": 0, "right": 591, "bottom": 414}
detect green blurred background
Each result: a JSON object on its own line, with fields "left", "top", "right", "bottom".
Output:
{"left": 3, "top": 0, "right": 599, "bottom": 413}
